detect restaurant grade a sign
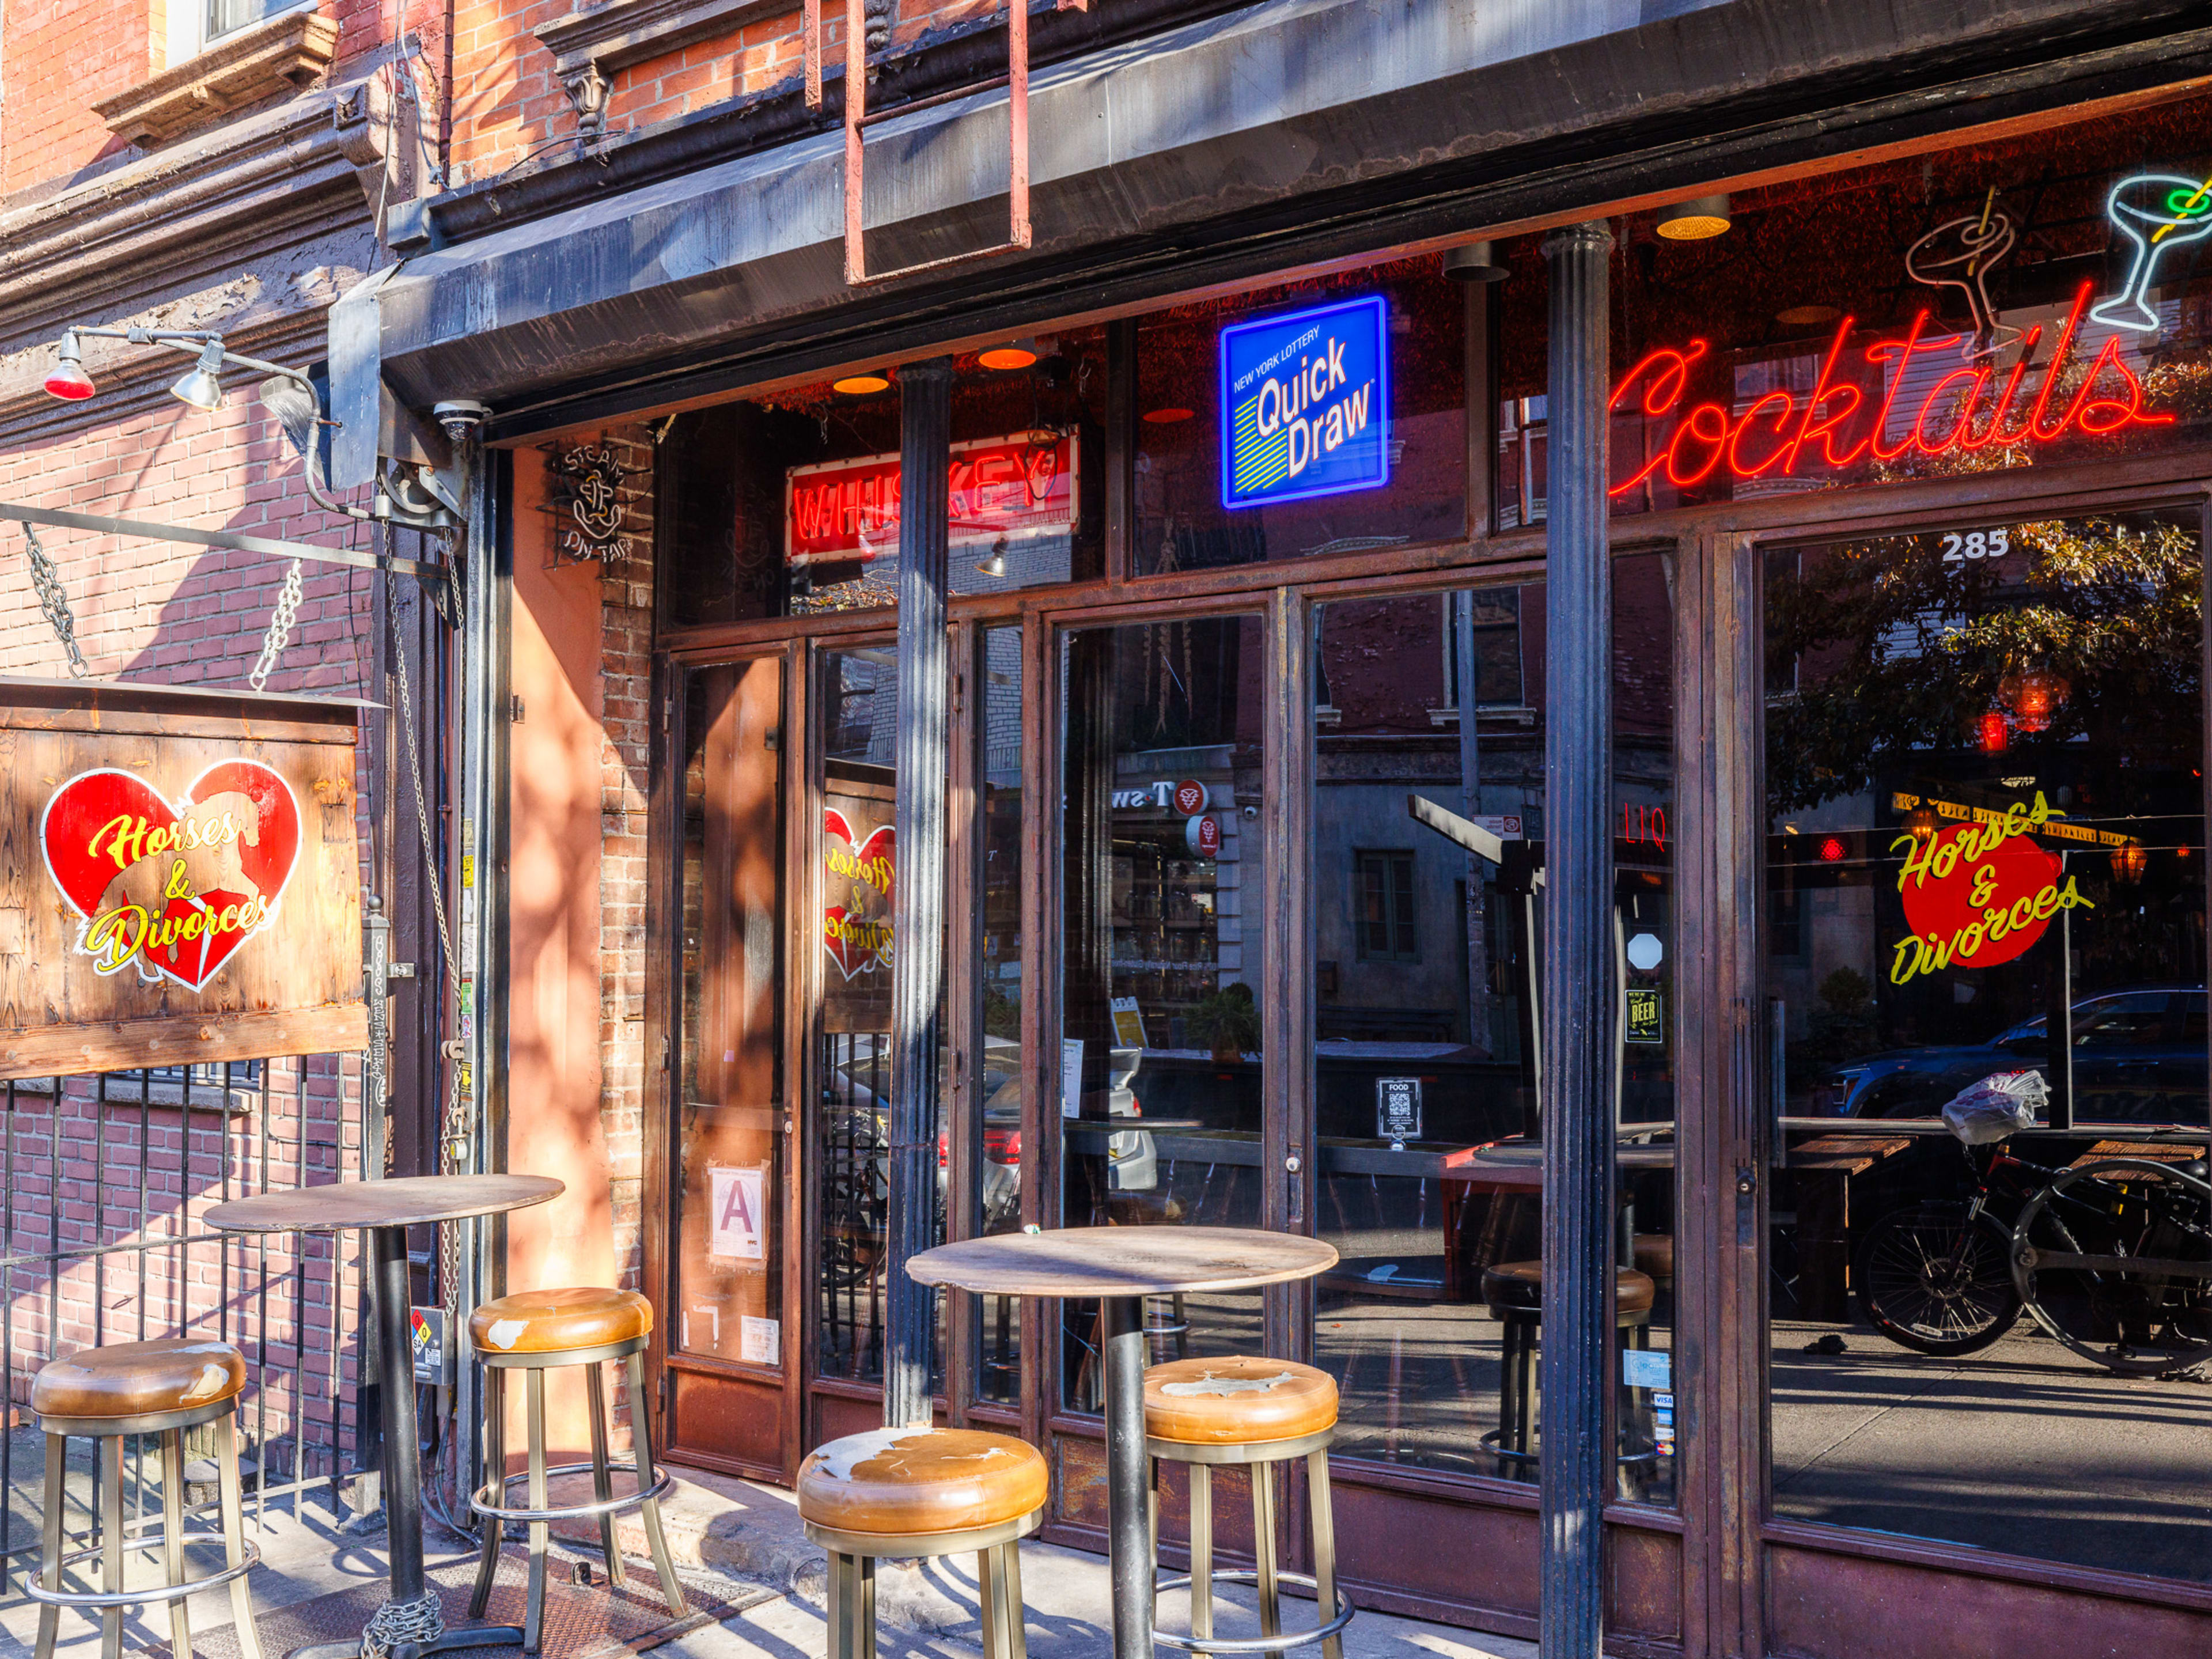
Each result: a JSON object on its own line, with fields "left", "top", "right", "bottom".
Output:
{"left": 0, "top": 679, "right": 366, "bottom": 1078}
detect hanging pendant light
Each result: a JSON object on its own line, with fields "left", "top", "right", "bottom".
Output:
{"left": 1657, "top": 194, "right": 1732, "bottom": 241}
{"left": 2110, "top": 840, "right": 2150, "bottom": 884}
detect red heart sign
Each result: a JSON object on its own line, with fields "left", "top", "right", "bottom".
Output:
{"left": 41, "top": 760, "right": 301, "bottom": 991}
{"left": 823, "top": 808, "right": 895, "bottom": 982}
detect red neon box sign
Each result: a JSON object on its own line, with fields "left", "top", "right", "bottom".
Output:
{"left": 786, "top": 433, "right": 1079, "bottom": 565}
{"left": 1608, "top": 282, "right": 2170, "bottom": 497}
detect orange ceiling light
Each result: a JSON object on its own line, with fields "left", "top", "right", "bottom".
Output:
{"left": 833, "top": 372, "right": 891, "bottom": 395}
{"left": 979, "top": 340, "right": 1040, "bottom": 371}
{"left": 1142, "top": 407, "right": 1194, "bottom": 423}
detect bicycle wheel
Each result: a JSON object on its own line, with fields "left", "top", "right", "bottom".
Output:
{"left": 1855, "top": 1202, "right": 2022, "bottom": 1355}
{"left": 2012, "top": 1157, "right": 2212, "bottom": 1376}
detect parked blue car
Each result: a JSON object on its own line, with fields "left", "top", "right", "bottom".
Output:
{"left": 1820, "top": 986, "right": 2209, "bottom": 1126}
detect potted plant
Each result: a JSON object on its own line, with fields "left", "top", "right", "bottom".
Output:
{"left": 1190, "top": 982, "right": 1261, "bottom": 1063}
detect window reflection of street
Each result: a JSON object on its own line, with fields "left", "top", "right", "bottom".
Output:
{"left": 1763, "top": 509, "right": 2211, "bottom": 1581}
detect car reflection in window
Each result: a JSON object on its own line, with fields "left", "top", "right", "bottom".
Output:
{"left": 1820, "top": 986, "right": 2208, "bottom": 1125}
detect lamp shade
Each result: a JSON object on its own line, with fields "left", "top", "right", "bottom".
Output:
{"left": 1444, "top": 241, "right": 1509, "bottom": 282}
{"left": 169, "top": 342, "right": 226, "bottom": 412}
{"left": 43, "top": 333, "right": 94, "bottom": 401}
{"left": 1657, "top": 193, "right": 1732, "bottom": 240}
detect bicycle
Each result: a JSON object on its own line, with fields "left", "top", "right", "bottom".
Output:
{"left": 1855, "top": 1136, "right": 2212, "bottom": 1374}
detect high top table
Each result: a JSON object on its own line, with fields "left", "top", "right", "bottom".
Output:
{"left": 908, "top": 1226, "right": 1338, "bottom": 1659}
{"left": 207, "top": 1174, "right": 563, "bottom": 1659}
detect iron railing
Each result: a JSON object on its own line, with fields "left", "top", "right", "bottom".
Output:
{"left": 0, "top": 1054, "right": 368, "bottom": 1590}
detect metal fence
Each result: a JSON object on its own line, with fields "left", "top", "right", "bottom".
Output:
{"left": 0, "top": 1054, "right": 368, "bottom": 1589}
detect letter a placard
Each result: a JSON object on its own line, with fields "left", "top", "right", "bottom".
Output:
{"left": 711, "top": 1164, "right": 766, "bottom": 1260}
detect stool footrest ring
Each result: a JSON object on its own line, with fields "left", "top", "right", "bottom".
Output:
{"left": 471, "top": 1460, "right": 674, "bottom": 1523}
{"left": 1150, "top": 1569, "right": 1354, "bottom": 1654}
{"left": 22, "top": 1536, "right": 260, "bottom": 1609}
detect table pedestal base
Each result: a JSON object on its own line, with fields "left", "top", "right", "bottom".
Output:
{"left": 289, "top": 1622, "right": 529, "bottom": 1659}
{"left": 1104, "top": 1295, "right": 1154, "bottom": 1659}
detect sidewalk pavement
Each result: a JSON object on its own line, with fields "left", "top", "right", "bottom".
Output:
{"left": 0, "top": 1462, "right": 1535, "bottom": 1659}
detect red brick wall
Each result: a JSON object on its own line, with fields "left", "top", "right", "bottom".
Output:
{"left": 2, "top": 0, "right": 150, "bottom": 195}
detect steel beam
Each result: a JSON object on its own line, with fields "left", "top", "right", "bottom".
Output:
{"left": 1539, "top": 219, "right": 1615, "bottom": 1659}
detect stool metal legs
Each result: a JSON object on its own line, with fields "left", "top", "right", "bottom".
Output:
{"left": 469, "top": 1344, "right": 687, "bottom": 1653}
{"left": 823, "top": 1541, "right": 1027, "bottom": 1659}
{"left": 976, "top": 1542, "right": 1028, "bottom": 1659}
{"left": 1150, "top": 1433, "right": 1350, "bottom": 1659}
{"left": 33, "top": 1411, "right": 264, "bottom": 1659}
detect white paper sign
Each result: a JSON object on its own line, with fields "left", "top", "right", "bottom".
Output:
{"left": 1622, "top": 1349, "right": 1672, "bottom": 1390}
{"left": 710, "top": 1165, "right": 766, "bottom": 1260}
{"left": 741, "top": 1315, "right": 781, "bottom": 1366}
{"left": 1061, "top": 1038, "right": 1085, "bottom": 1118}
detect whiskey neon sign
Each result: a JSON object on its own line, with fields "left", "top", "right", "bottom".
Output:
{"left": 1609, "top": 282, "right": 2170, "bottom": 497}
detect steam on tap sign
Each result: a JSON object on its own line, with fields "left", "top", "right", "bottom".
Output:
{"left": 0, "top": 679, "right": 366, "bottom": 1078}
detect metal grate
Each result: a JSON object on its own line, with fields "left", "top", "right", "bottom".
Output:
{"left": 0, "top": 1055, "right": 368, "bottom": 1590}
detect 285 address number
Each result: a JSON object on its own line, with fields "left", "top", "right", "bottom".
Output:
{"left": 1940, "top": 527, "right": 2011, "bottom": 563}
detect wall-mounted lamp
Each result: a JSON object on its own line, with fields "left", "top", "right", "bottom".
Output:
{"left": 43, "top": 332, "right": 95, "bottom": 400}
{"left": 169, "top": 340, "right": 228, "bottom": 412}
{"left": 975, "top": 536, "right": 1009, "bottom": 578}
{"left": 1657, "top": 194, "right": 1732, "bottom": 240}
{"left": 1444, "top": 241, "right": 1509, "bottom": 282}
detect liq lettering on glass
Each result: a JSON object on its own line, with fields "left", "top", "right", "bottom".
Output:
{"left": 1219, "top": 295, "right": 1389, "bottom": 509}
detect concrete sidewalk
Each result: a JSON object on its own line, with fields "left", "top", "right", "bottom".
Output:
{"left": 542, "top": 1465, "right": 1536, "bottom": 1659}
{"left": 0, "top": 1463, "right": 1532, "bottom": 1659}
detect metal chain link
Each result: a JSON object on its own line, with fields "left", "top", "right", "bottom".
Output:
{"left": 21, "top": 522, "right": 90, "bottom": 678}
{"left": 390, "top": 593, "right": 474, "bottom": 1316}
{"left": 358, "top": 1589, "right": 445, "bottom": 1659}
{"left": 248, "top": 558, "right": 304, "bottom": 693}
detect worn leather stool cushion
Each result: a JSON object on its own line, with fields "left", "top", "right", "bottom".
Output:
{"left": 1143, "top": 1356, "right": 1339, "bottom": 1445}
{"left": 470, "top": 1286, "right": 651, "bottom": 1355}
{"left": 797, "top": 1428, "right": 1048, "bottom": 1536}
{"left": 1633, "top": 1234, "right": 1675, "bottom": 1285}
{"left": 33, "top": 1338, "right": 247, "bottom": 1421}
{"left": 1482, "top": 1262, "right": 1657, "bottom": 1317}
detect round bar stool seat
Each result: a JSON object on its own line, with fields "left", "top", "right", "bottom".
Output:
{"left": 1631, "top": 1234, "right": 1675, "bottom": 1289}
{"left": 467, "top": 1286, "right": 686, "bottom": 1653}
{"left": 799, "top": 1429, "right": 1046, "bottom": 1659}
{"left": 1480, "top": 1262, "right": 1661, "bottom": 1493}
{"left": 29, "top": 1339, "right": 264, "bottom": 1659}
{"left": 1143, "top": 1358, "right": 1353, "bottom": 1659}
{"left": 470, "top": 1286, "right": 650, "bottom": 1354}
{"left": 32, "top": 1337, "right": 247, "bottom": 1422}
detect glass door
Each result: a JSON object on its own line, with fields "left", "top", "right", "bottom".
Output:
{"left": 1759, "top": 507, "right": 2212, "bottom": 1591}
{"left": 664, "top": 654, "right": 799, "bottom": 1478}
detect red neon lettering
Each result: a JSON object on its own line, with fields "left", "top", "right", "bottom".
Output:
{"left": 1606, "top": 282, "right": 2165, "bottom": 498}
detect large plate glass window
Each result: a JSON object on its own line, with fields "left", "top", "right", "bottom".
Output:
{"left": 1308, "top": 559, "right": 1678, "bottom": 1501}
{"left": 1763, "top": 507, "right": 2212, "bottom": 1581}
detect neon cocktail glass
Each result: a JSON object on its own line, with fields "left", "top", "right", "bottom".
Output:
{"left": 2092, "top": 173, "right": 2212, "bottom": 334}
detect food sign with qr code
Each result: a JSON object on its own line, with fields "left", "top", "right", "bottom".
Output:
{"left": 1376, "top": 1077, "right": 1422, "bottom": 1145}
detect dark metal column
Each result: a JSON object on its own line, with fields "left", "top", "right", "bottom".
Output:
{"left": 885, "top": 356, "right": 954, "bottom": 1430}
{"left": 1539, "top": 220, "right": 1616, "bottom": 1659}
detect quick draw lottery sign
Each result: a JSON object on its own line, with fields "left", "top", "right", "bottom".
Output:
{"left": 1221, "top": 295, "right": 1389, "bottom": 509}
{"left": 1886, "top": 791, "right": 2118, "bottom": 985}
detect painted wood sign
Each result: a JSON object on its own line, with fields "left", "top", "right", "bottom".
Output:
{"left": 0, "top": 677, "right": 367, "bottom": 1078}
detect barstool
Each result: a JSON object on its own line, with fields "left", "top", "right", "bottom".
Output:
{"left": 467, "top": 1287, "right": 687, "bottom": 1651}
{"left": 1143, "top": 1356, "right": 1354, "bottom": 1659}
{"left": 797, "top": 1426, "right": 1046, "bottom": 1659}
{"left": 28, "top": 1337, "right": 264, "bottom": 1659}
{"left": 1480, "top": 1261, "right": 1659, "bottom": 1491}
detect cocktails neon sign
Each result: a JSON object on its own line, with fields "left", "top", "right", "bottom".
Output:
{"left": 1608, "top": 281, "right": 2169, "bottom": 497}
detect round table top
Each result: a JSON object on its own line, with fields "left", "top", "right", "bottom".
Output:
{"left": 907, "top": 1226, "right": 1338, "bottom": 1298}
{"left": 204, "top": 1174, "right": 563, "bottom": 1234}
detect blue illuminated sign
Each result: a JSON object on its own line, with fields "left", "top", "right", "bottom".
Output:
{"left": 1219, "top": 295, "right": 1389, "bottom": 510}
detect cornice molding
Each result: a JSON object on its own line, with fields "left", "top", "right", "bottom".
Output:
{"left": 92, "top": 12, "right": 342, "bottom": 148}
{"left": 533, "top": 0, "right": 780, "bottom": 79}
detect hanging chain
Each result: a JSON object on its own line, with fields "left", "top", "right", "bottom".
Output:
{"left": 391, "top": 593, "right": 474, "bottom": 1317}
{"left": 21, "top": 523, "right": 90, "bottom": 679}
{"left": 248, "top": 559, "right": 304, "bottom": 692}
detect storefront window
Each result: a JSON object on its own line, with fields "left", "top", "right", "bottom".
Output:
{"left": 658, "top": 334, "right": 1105, "bottom": 627}
{"left": 1309, "top": 560, "right": 1677, "bottom": 1498}
{"left": 814, "top": 643, "right": 948, "bottom": 1389}
{"left": 1134, "top": 259, "right": 1466, "bottom": 575}
{"left": 675, "top": 661, "right": 786, "bottom": 1370}
{"left": 1059, "top": 615, "right": 1268, "bottom": 1408}
{"left": 976, "top": 623, "right": 1026, "bottom": 1403}
{"left": 1495, "top": 99, "right": 2212, "bottom": 527}
{"left": 1763, "top": 507, "right": 2212, "bottom": 1579}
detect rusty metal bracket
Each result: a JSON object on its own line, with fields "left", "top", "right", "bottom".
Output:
{"left": 805, "top": 0, "right": 1088, "bottom": 289}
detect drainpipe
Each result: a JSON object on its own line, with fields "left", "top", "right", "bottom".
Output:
{"left": 884, "top": 357, "right": 953, "bottom": 1429}
{"left": 1539, "top": 220, "right": 1616, "bottom": 1659}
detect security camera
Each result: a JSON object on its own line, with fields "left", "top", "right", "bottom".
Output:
{"left": 433, "top": 399, "right": 492, "bottom": 442}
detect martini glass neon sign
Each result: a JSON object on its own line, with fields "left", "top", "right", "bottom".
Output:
{"left": 2092, "top": 173, "right": 2212, "bottom": 333}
